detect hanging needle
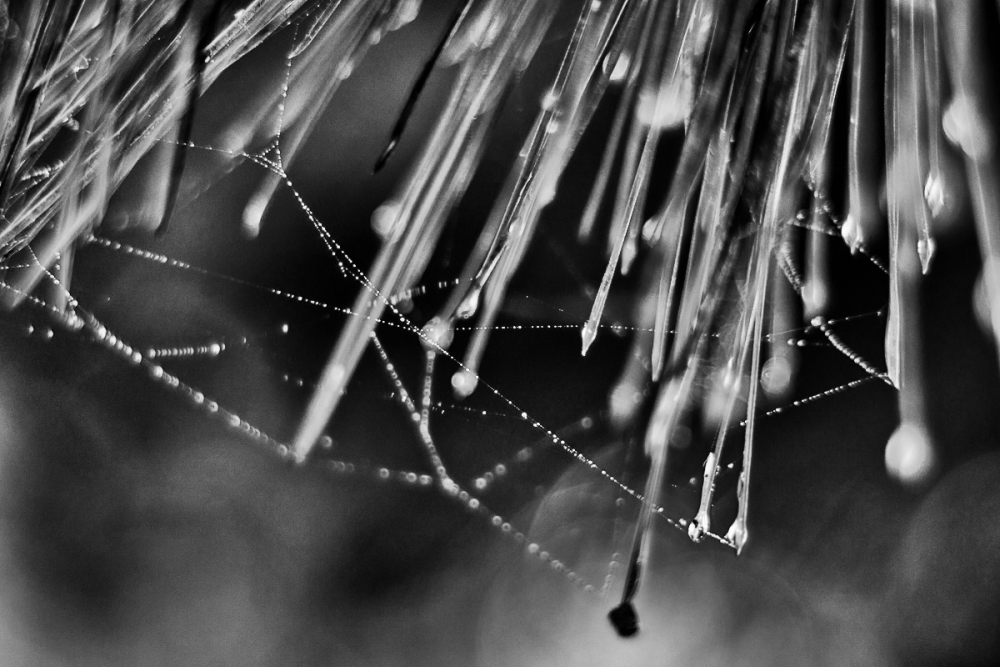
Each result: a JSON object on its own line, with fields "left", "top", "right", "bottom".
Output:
{"left": 373, "top": 0, "right": 473, "bottom": 174}
{"left": 611, "top": 355, "right": 698, "bottom": 638}
{"left": 609, "top": 376, "right": 677, "bottom": 638}
{"left": 158, "top": 0, "right": 225, "bottom": 236}
{"left": 844, "top": 0, "right": 883, "bottom": 253}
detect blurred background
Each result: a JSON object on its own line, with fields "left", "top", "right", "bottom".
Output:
{"left": 2, "top": 1, "right": 1000, "bottom": 665}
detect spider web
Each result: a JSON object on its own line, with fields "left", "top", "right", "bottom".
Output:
{"left": 0, "top": 4, "right": 895, "bottom": 597}
{"left": 0, "top": 3, "right": 917, "bottom": 664}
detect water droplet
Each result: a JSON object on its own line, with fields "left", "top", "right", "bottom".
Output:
{"left": 371, "top": 200, "right": 401, "bottom": 240}
{"left": 885, "top": 422, "right": 935, "bottom": 485}
{"left": 944, "top": 95, "right": 994, "bottom": 159}
{"left": 540, "top": 88, "right": 559, "bottom": 111}
{"left": 451, "top": 369, "right": 477, "bottom": 398}
{"left": 761, "top": 356, "right": 792, "bottom": 396}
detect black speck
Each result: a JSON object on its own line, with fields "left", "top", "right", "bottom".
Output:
{"left": 608, "top": 602, "right": 639, "bottom": 638}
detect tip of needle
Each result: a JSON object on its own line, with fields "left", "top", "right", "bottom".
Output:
{"left": 917, "top": 237, "right": 936, "bottom": 274}
{"left": 688, "top": 514, "right": 709, "bottom": 543}
{"left": 608, "top": 602, "right": 639, "bottom": 638}
{"left": 581, "top": 321, "right": 598, "bottom": 356}
{"left": 726, "top": 519, "right": 748, "bottom": 555}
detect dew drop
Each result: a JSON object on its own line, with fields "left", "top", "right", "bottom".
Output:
{"left": 371, "top": 200, "right": 401, "bottom": 239}
{"left": 451, "top": 369, "right": 477, "bottom": 398}
{"left": 540, "top": 88, "right": 559, "bottom": 111}
{"left": 760, "top": 356, "right": 792, "bottom": 396}
{"left": 885, "top": 422, "right": 935, "bottom": 485}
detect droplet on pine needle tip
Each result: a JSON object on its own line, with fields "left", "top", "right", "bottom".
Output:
{"left": 608, "top": 372, "right": 644, "bottom": 429}
{"left": 608, "top": 601, "right": 639, "bottom": 638}
{"left": 943, "top": 95, "right": 994, "bottom": 161}
{"left": 241, "top": 190, "right": 268, "bottom": 239}
{"left": 801, "top": 272, "right": 829, "bottom": 319}
{"left": 395, "top": 297, "right": 415, "bottom": 314}
{"left": 456, "top": 285, "right": 481, "bottom": 320}
{"left": 885, "top": 422, "right": 936, "bottom": 487}
{"left": 451, "top": 369, "right": 477, "bottom": 399}
{"left": 420, "top": 316, "right": 454, "bottom": 351}
{"left": 620, "top": 234, "right": 638, "bottom": 275}
{"left": 760, "top": 355, "right": 792, "bottom": 398}
{"left": 580, "top": 319, "right": 598, "bottom": 356}
{"left": 371, "top": 200, "right": 402, "bottom": 240}
{"left": 922, "top": 154, "right": 968, "bottom": 238}
{"left": 688, "top": 508, "right": 710, "bottom": 544}
{"left": 726, "top": 518, "right": 748, "bottom": 555}
{"left": 916, "top": 237, "right": 936, "bottom": 274}
{"left": 840, "top": 213, "right": 862, "bottom": 253}
{"left": 973, "top": 266, "right": 995, "bottom": 337}
{"left": 388, "top": 0, "right": 421, "bottom": 34}
{"left": 923, "top": 172, "right": 946, "bottom": 219}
